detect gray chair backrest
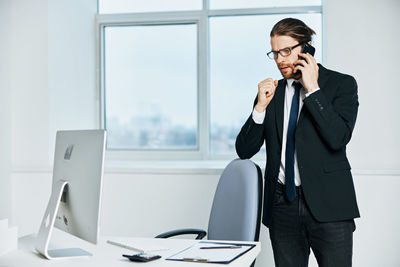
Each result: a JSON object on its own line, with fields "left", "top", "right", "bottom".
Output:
{"left": 207, "top": 159, "right": 262, "bottom": 242}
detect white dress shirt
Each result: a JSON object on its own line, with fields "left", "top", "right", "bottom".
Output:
{"left": 252, "top": 79, "right": 320, "bottom": 186}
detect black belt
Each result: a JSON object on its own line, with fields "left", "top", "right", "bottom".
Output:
{"left": 275, "top": 181, "right": 302, "bottom": 193}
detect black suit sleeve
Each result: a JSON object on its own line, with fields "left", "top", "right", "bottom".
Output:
{"left": 235, "top": 96, "right": 265, "bottom": 159}
{"left": 303, "top": 75, "right": 358, "bottom": 151}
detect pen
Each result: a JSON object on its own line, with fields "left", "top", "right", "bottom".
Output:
{"left": 183, "top": 257, "right": 208, "bottom": 262}
{"left": 200, "top": 245, "right": 242, "bottom": 249}
{"left": 107, "top": 240, "right": 144, "bottom": 253}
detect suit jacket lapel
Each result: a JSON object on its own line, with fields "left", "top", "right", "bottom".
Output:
{"left": 274, "top": 79, "right": 286, "bottom": 145}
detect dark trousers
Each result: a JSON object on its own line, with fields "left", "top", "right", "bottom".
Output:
{"left": 269, "top": 183, "right": 355, "bottom": 267}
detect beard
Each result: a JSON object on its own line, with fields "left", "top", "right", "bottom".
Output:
{"left": 278, "top": 63, "right": 301, "bottom": 80}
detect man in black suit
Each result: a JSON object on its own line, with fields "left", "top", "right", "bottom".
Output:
{"left": 236, "top": 18, "right": 359, "bottom": 267}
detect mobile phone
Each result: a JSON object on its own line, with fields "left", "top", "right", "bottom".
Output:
{"left": 300, "top": 43, "right": 315, "bottom": 57}
{"left": 123, "top": 253, "right": 162, "bottom": 262}
{"left": 294, "top": 43, "right": 315, "bottom": 77}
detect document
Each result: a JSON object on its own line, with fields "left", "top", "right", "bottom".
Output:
{"left": 166, "top": 241, "right": 255, "bottom": 264}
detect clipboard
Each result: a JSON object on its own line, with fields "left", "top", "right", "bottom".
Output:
{"left": 166, "top": 241, "right": 256, "bottom": 264}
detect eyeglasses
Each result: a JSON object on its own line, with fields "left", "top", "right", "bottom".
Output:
{"left": 267, "top": 42, "right": 304, "bottom": 60}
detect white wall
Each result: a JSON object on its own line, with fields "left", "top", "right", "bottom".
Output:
{"left": 0, "top": 0, "right": 12, "bottom": 219}
{"left": 325, "top": 0, "right": 400, "bottom": 171}
{"left": 48, "top": 0, "right": 98, "bottom": 148}
{"left": 9, "top": 0, "right": 49, "bottom": 170}
{"left": 2, "top": 0, "right": 400, "bottom": 266}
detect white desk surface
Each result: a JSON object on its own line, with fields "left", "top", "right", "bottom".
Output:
{"left": 0, "top": 229, "right": 261, "bottom": 267}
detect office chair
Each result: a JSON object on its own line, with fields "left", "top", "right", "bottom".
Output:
{"left": 156, "top": 159, "right": 263, "bottom": 265}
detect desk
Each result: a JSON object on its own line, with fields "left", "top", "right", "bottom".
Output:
{"left": 0, "top": 229, "right": 261, "bottom": 267}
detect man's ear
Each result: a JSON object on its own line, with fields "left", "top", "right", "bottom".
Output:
{"left": 307, "top": 41, "right": 312, "bottom": 45}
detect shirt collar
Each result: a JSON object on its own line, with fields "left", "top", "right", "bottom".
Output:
{"left": 286, "top": 78, "right": 303, "bottom": 88}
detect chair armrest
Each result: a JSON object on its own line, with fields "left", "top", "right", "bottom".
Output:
{"left": 155, "top": 228, "right": 207, "bottom": 240}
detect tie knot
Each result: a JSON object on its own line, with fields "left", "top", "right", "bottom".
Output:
{"left": 293, "top": 82, "right": 302, "bottom": 92}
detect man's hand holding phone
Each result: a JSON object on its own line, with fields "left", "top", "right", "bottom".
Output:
{"left": 294, "top": 51, "right": 319, "bottom": 93}
{"left": 255, "top": 78, "right": 278, "bottom": 113}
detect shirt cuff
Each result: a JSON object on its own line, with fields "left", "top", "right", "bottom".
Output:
{"left": 252, "top": 108, "right": 265, "bottom": 124}
{"left": 305, "top": 88, "right": 320, "bottom": 98}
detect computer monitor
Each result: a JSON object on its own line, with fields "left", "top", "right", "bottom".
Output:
{"left": 35, "top": 130, "right": 106, "bottom": 259}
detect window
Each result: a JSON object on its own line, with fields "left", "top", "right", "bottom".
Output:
{"left": 104, "top": 24, "right": 198, "bottom": 150}
{"left": 97, "top": 1, "right": 323, "bottom": 159}
{"left": 210, "top": 14, "right": 322, "bottom": 154}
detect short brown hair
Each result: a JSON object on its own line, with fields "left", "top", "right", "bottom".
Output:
{"left": 270, "top": 18, "right": 316, "bottom": 44}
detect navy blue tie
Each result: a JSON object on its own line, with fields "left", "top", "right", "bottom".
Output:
{"left": 285, "top": 81, "right": 301, "bottom": 202}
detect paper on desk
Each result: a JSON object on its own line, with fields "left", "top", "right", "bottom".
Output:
{"left": 107, "top": 238, "right": 169, "bottom": 254}
{"left": 166, "top": 241, "right": 255, "bottom": 264}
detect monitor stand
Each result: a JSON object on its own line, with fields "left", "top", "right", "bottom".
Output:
{"left": 35, "top": 180, "right": 92, "bottom": 259}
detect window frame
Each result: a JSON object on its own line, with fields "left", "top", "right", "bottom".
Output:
{"left": 96, "top": 1, "right": 323, "bottom": 161}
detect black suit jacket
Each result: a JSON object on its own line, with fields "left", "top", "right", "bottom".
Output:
{"left": 236, "top": 64, "right": 360, "bottom": 227}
